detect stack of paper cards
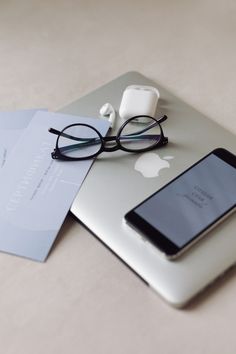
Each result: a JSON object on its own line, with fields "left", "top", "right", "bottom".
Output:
{"left": 0, "top": 110, "right": 110, "bottom": 261}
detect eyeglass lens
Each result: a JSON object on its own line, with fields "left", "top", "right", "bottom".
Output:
{"left": 119, "top": 116, "right": 161, "bottom": 151}
{"left": 58, "top": 125, "right": 102, "bottom": 159}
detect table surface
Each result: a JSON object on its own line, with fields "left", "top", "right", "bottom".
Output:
{"left": 0, "top": 1, "right": 236, "bottom": 353}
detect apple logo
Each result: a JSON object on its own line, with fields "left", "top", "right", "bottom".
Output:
{"left": 135, "top": 152, "right": 174, "bottom": 178}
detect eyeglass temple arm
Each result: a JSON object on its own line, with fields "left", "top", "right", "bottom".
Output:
{"left": 49, "top": 128, "right": 99, "bottom": 143}
{"left": 48, "top": 115, "right": 167, "bottom": 136}
{"left": 48, "top": 127, "right": 60, "bottom": 136}
{"left": 157, "top": 115, "right": 167, "bottom": 124}
{"left": 48, "top": 115, "right": 167, "bottom": 139}
{"left": 125, "top": 115, "right": 168, "bottom": 137}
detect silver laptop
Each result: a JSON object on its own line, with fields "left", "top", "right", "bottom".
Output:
{"left": 60, "top": 72, "right": 236, "bottom": 307}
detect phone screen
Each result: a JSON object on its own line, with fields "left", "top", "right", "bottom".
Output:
{"left": 125, "top": 149, "right": 236, "bottom": 257}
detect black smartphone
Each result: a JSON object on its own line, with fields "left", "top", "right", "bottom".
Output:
{"left": 125, "top": 148, "right": 236, "bottom": 259}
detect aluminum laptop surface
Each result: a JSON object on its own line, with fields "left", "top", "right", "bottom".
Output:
{"left": 59, "top": 72, "right": 236, "bottom": 307}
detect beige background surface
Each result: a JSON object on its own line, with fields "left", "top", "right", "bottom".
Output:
{"left": 0, "top": 1, "right": 236, "bottom": 353}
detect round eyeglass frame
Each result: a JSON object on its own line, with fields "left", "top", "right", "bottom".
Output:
{"left": 51, "top": 115, "right": 168, "bottom": 161}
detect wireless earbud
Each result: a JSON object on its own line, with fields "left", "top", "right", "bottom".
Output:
{"left": 99, "top": 103, "right": 116, "bottom": 128}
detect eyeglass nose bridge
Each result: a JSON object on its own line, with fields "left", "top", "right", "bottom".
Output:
{"left": 102, "top": 136, "right": 120, "bottom": 152}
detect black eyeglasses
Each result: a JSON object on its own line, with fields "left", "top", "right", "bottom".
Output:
{"left": 48, "top": 115, "right": 168, "bottom": 161}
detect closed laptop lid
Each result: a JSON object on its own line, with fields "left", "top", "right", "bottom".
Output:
{"left": 60, "top": 72, "right": 236, "bottom": 307}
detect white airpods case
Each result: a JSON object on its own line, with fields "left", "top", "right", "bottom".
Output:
{"left": 119, "top": 85, "right": 160, "bottom": 120}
